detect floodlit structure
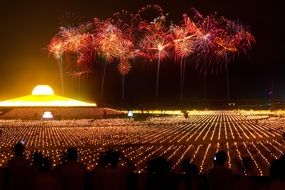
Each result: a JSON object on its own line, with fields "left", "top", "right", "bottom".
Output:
{"left": 0, "top": 85, "right": 96, "bottom": 107}
{"left": 0, "top": 85, "right": 124, "bottom": 119}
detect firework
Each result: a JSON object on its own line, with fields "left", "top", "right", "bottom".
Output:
{"left": 47, "top": 5, "right": 255, "bottom": 102}
{"left": 192, "top": 13, "right": 226, "bottom": 73}
{"left": 48, "top": 35, "right": 66, "bottom": 95}
{"left": 118, "top": 59, "right": 132, "bottom": 100}
{"left": 189, "top": 10, "right": 254, "bottom": 101}
{"left": 138, "top": 13, "right": 172, "bottom": 100}
{"left": 110, "top": 11, "right": 138, "bottom": 101}
{"left": 118, "top": 59, "right": 132, "bottom": 76}
{"left": 48, "top": 20, "right": 94, "bottom": 95}
{"left": 225, "top": 20, "right": 255, "bottom": 54}
{"left": 171, "top": 14, "right": 197, "bottom": 100}
{"left": 134, "top": 4, "right": 164, "bottom": 23}
{"left": 60, "top": 23, "right": 94, "bottom": 95}
{"left": 48, "top": 36, "right": 66, "bottom": 60}
{"left": 171, "top": 14, "right": 198, "bottom": 59}
{"left": 93, "top": 17, "right": 136, "bottom": 100}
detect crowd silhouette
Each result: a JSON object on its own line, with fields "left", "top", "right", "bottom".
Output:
{"left": 0, "top": 142, "right": 285, "bottom": 190}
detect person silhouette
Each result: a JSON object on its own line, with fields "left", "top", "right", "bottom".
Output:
{"left": 233, "top": 157, "right": 257, "bottom": 190}
{"left": 178, "top": 159, "right": 199, "bottom": 190}
{"left": 8, "top": 142, "right": 30, "bottom": 190}
{"left": 32, "top": 157, "right": 62, "bottom": 190}
{"left": 145, "top": 156, "right": 176, "bottom": 190}
{"left": 91, "top": 149, "right": 135, "bottom": 190}
{"left": 208, "top": 151, "right": 233, "bottom": 190}
{"left": 268, "top": 157, "right": 285, "bottom": 190}
{"left": 27, "top": 151, "right": 44, "bottom": 188}
{"left": 58, "top": 147, "right": 86, "bottom": 190}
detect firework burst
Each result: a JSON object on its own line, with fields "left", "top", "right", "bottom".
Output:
{"left": 118, "top": 59, "right": 132, "bottom": 76}
{"left": 48, "top": 36, "right": 66, "bottom": 60}
{"left": 48, "top": 35, "right": 66, "bottom": 95}
{"left": 138, "top": 14, "right": 172, "bottom": 100}
{"left": 171, "top": 14, "right": 197, "bottom": 100}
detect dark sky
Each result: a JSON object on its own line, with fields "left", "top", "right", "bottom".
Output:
{"left": 0, "top": 0, "right": 284, "bottom": 105}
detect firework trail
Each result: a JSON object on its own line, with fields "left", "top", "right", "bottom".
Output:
{"left": 48, "top": 36, "right": 66, "bottom": 95}
{"left": 48, "top": 19, "right": 94, "bottom": 95}
{"left": 171, "top": 14, "right": 196, "bottom": 100}
{"left": 118, "top": 59, "right": 132, "bottom": 100}
{"left": 94, "top": 18, "right": 132, "bottom": 100}
{"left": 111, "top": 10, "right": 137, "bottom": 101}
{"left": 138, "top": 7, "right": 172, "bottom": 100}
{"left": 186, "top": 9, "right": 255, "bottom": 102}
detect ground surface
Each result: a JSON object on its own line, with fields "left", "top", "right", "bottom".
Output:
{"left": 0, "top": 110, "right": 284, "bottom": 175}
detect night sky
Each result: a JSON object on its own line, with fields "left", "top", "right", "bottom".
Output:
{"left": 0, "top": 0, "right": 284, "bottom": 106}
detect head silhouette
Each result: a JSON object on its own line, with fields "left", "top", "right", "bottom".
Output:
{"left": 13, "top": 142, "right": 25, "bottom": 157}
{"left": 181, "top": 159, "right": 198, "bottom": 175}
{"left": 40, "top": 157, "right": 52, "bottom": 172}
{"left": 214, "top": 151, "right": 227, "bottom": 166}
{"left": 66, "top": 147, "right": 78, "bottom": 162}
{"left": 147, "top": 156, "right": 171, "bottom": 174}
{"left": 270, "top": 158, "right": 285, "bottom": 180}
{"left": 105, "top": 149, "right": 120, "bottom": 168}
{"left": 242, "top": 156, "right": 254, "bottom": 173}
{"left": 270, "top": 159, "right": 282, "bottom": 179}
{"left": 98, "top": 155, "right": 106, "bottom": 167}
{"left": 32, "top": 151, "right": 44, "bottom": 167}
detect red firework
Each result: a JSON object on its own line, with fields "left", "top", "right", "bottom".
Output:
{"left": 118, "top": 59, "right": 132, "bottom": 76}
{"left": 138, "top": 15, "right": 172, "bottom": 60}
{"left": 48, "top": 36, "right": 66, "bottom": 60}
{"left": 171, "top": 14, "right": 198, "bottom": 60}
